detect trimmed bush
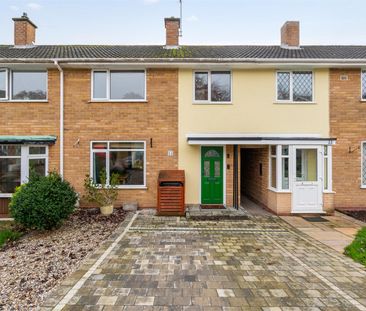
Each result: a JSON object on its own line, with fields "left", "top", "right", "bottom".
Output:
{"left": 10, "top": 172, "right": 78, "bottom": 230}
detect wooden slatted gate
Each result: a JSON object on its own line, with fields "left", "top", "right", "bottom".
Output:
{"left": 157, "top": 170, "right": 185, "bottom": 216}
{"left": 0, "top": 198, "right": 10, "bottom": 218}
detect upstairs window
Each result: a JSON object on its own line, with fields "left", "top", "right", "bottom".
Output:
{"left": 362, "top": 70, "right": 366, "bottom": 100}
{"left": 12, "top": 71, "right": 47, "bottom": 100}
{"left": 0, "top": 70, "right": 47, "bottom": 101}
{"left": 92, "top": 70, "right": 146, "bottom": 101}
{"left": 194, "top": 71, "right": 231, "bottom": 103}
{"left": 0, "top": 69, "right": 7, "bottom": 100}
{"left": 276, "top": 71, "right": 313, "bottom": 102}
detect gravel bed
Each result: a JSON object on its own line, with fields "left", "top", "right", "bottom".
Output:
{"left": 0, "top": 208, "right": 127, "bottom": 310}
{"left": 342, "top": 210, "right": 366, "bottom": 223}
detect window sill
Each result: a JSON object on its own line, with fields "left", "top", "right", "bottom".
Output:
{"left": 193, "top": 102, "right": 233, "bottom": 105}
{"left": 0, "top": 194, "right": 12, "bottom": 198}
{"left": 0, "top": 100, "right": 48, "bottom": 103}
{"left": 274, "top": 101, "right": 317, "bottom": 105}
{"left": 116, "top": 186, "right": 147, "bottom": 190}
{"left": 89, "top": 100, "right": 148, "bottom": 103}
{"left": 323, "top": 190, "right": 335, "bottom": 194}
{"left": 360, "top": 99, "right": 366, "bottom": 103}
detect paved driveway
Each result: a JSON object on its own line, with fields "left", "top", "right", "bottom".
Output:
{"left": 42, "top": 212, "right": 366, "bottom": 311}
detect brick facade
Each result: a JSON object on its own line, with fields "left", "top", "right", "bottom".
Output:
{"left": 0, "top": 68, "right": 178, "bottom": 210}
{"left": 63, "top": 68, "right": 178, "bottom": 208}
{"left": 330, "top": 68, "right": 366, "bottom": 209}
{"left": 0, "top": 69, "right": 61, "bottom": 171}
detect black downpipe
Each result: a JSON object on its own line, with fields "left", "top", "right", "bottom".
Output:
{"left": 233, "top": 145, "right": 239, "bottom": 209}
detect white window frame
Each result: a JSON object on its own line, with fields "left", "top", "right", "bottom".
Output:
{"left": 361, "top": 141, "right": 366, "bottom": 188}
{"left": 193, "top": 70, "right": 232, "bottom": 104}
{"left": 0, "top": 144, "right": 49, "bottom": 197}
{"left": 361, "top": 70, "right": 366, "bottom": 101}
{"left": 9, "top": 70, "right": 48, "bottom": 102}
{"left": 90, "top": 140, "right": 147, "bottom": 189}
{"left": 91, "top": 69, "right": 147, "bottom": 102}
{"left": 269, "top": 145, "right": 279, "bottom": 191}
{"left": 323, "top": 145, "right": 332, "bottom": 192}
{"left": 280, "top": 145, "right": 290, "bottom": 191}
{"left": 0, "top": 68, "right": 9, "bottom": 100}
{"left": 276, "top": 70, "right": 314, "bottom": 103}
{"left": 269, "top": 144, "right": 332, "bottom": 193}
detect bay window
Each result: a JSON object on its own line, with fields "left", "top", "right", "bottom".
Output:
{"left": 276, "top": 71, "right": 313, "bottom": 102}
{"left": 269, "top": 145, "right": 331, "bottom": 192}
{"left": 0, "top": 145, "right": 48, "bottom": 196}
{"left": 194, "top": 71, "right": 231, "bottom": 103}
{"left": 91, "top": 141, "right": 146, "bottom": 188}
{"left": 92, "top": 70, "right": 146, "bottom": 101}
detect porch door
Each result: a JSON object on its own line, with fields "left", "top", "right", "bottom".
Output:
{"left": 292, "top": 147, "right": 323, "bottom": 213}
{"left": 201, "top": 146, "right": 224, "bottom": 204}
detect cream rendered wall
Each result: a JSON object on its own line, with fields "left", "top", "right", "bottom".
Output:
{"left": 178, "top": 68, "right": 330, "bottom": 204}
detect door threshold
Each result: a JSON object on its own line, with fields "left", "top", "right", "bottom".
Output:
{"left": 200, "top": 204, "right": 225, "bottom": 210}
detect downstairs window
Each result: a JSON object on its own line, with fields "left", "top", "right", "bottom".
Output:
{"left": 91, "top": 141, "right": 146, "bottom": 187}
{"left": 0, "top": 145, "right": 48, "bottom": 195}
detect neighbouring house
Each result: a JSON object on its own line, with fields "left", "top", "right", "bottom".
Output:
{"left": 0, "top": 14, "right": 365, "bottom": 217}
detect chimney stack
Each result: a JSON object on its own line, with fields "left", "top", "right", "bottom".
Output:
{"left": 165, "top": 17, "right": 180, "bottom": 47}
{"left": 12, "top": 12, "right": 37, "bottom": 46}
{"left": 281, "top": 21, "right": 300, "bottom": 48}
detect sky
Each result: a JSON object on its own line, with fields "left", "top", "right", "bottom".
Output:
{"left": 1, "top": 0, "right": 366, "bottom": 45}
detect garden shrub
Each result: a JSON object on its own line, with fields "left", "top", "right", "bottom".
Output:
{"left": 10, "top": 172, "right": 78, "bottom": 230}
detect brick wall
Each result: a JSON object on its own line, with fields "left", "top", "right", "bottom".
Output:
{"left": 281, "top": 21, "right": 299, "bottom": 47}
{"left": 0, "top": 68, "right": 178, "bottom": 210}
{"left": 14, "top": 20, "right": 36, "bottom": 45}
{"left": 63, "top": 68, "right": 178, "bottom": 208}
{"left": 0, "top": 69, "right": 60, "bottom": 171}
{"left": 241, "top": 147, "right": 269, "bottom": 207}
{"left": 330, "top": 68, "right": 366, "bottom": 209}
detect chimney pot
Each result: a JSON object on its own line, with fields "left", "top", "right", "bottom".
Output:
{"left": 164, "top": 17, "right": 180, "bottom": 47}
{"left": 12, "top": 12, "right": 37, "bottom": 46}
{"left": 281, "top": 21, "right": 300, "bottom": 48}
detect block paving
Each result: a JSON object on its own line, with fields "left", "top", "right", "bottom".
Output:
{"left": 41, "top": 212, "right": 366, "bottom": 311}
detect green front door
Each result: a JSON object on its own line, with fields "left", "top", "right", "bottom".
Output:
{"left": 201, "top": 146, "right": 224, "bottom": 204}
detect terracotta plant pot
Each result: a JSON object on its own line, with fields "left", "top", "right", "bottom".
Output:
{"left": 100, "top": 204, "right": 113, "bottom": 216}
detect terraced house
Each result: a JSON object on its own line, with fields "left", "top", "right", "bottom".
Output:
{"left": 0, "top": 14, "right": 366, "bottom": 217}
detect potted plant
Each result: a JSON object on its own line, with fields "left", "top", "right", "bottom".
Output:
{"left": 83, "top": 170, "right": 118, "bottom": 216}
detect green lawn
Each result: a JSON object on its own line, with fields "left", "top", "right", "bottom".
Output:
{"left": 0, "top": 221, "right": 22, "bottom": 248}
{"left": 344, "top": 227, "right": 366, "bottom": 266}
